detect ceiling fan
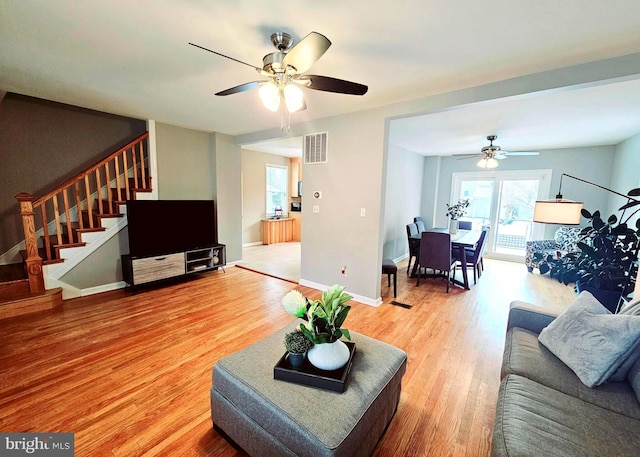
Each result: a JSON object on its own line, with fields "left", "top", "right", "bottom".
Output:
{"left": 458, "top": 135, "right": 539, "bottom": 168}
{"left": 188, "top": 31, "right": 368, "bottom": 115}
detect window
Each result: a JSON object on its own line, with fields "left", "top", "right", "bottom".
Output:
{"left": 451, "top": 170, "right": 551, "bottom": 261}
{"left": 266, "top": 164, "right": 288, "bottom": 217}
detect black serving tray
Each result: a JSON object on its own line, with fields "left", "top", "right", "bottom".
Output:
{"left": 273, "top": 342, "right": 356, "bottom": 393}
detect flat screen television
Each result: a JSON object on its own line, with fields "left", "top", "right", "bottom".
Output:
{"left": 126, "top": 200, "right": 218, "bottom": 257}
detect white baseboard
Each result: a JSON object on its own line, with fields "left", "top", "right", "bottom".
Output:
{"left": 242, "top": 241, "right": 263, "bottom": 247}
{"left": 81, "top": 281, "right": 127, "bottom": 297}
{"left": 298, "top": 278, "right": 382, "bottom": 308}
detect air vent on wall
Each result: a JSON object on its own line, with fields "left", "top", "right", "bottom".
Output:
{"left": 304, "top": 132, "right": 328, "bottom": 164}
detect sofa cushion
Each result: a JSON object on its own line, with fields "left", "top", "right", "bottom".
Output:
{"left": 629, "top": 357, "right": 640, "bottom": 403}
{"left": 503, "top": 327, "right": 640, "bottom": 419}
{"left": 538, "top": 291, "right": 640, "bottom": 387}
{"left": 492, "top": 374, "right": 640, "bottom": 457}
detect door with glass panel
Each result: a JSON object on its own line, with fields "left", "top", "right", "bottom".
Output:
{"left": 452, "top": 170, "right": 551, "bottom": 261}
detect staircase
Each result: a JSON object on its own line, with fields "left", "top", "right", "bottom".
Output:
{"left": 1, "top": 132, "right": 151, "bottom": 319}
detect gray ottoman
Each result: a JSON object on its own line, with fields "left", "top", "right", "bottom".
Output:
{"left": 210, "top": 324, "right": 407, "bottom": 457}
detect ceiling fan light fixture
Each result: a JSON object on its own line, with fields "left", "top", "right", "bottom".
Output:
{"left": 283, "top": 83, "right": 304, "bottom": 112}
{"left": 259, "top": 82, "right": 280, "bottom": 112}
{"left": 477, "top": 157, "right": 499, "bottom": 169}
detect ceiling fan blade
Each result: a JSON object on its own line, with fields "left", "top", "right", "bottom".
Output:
{"left": 282, "top": 32, "right": 331, "bottom": 73}
{"left": 494, "top": 154, "right": 507, "bottom": 160}
{"left": 502, "top": 151, "right": 540, "bottom": 156}
{"left": 297, "top": 75, "right": 368, "bottom": 95}
{"left": 215, "top": 81, "right": 261, "bottom": 96}
{"left": 189, "top": 42, "right": 264, "bottom": 73}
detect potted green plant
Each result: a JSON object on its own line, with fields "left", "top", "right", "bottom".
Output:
{"left": 542, "top": 189, "right": 640, "bottom": 312}
{"left": 284, "top": 330, "right": 312, "bottom": 369}
{"left": 281, "top": 285, "right": 353, "bottom": 371}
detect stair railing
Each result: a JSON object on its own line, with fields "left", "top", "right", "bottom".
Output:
{"left": 15, "top": 132, "right": 150, "bottom": 293}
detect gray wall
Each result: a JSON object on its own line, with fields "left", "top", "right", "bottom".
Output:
{"left": 382, "top": 143, "right": 424, "bottom": 261}
{"left": 155, "top": 123, "right": 215, "bottom": 199}
{"left": 0, "top": 93, "right": 146, "bottom": 255}
{"left": 241, "top": 148, "right": 291, "bottom": 245}
{"left": 61, "top": 228, "right": 129, "bottom": 289}
{"left": 608, "top": 132, "right": 640, "bottom": 221}
{"left": 213, "top": 133, "right": 242, "bottom": 263}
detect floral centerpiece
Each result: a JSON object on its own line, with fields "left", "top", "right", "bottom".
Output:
{"left": 446, "top": 197, "right": 470, "bottom": 220}
{"left": 281, "top": 285, "right": 353, "bottom": 370}
{"left": 446, "top": 197, "right": 470, "bottom": 234}
{"left": 281, "top": 285, "right": 352, "bottom": 344}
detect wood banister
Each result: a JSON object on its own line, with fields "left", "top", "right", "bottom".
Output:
{"left": 16, "top": 132, "right": 151, "bottom": 280}
{"left": 15, "top": 192, "right": 45, "bottom": 293}
{"left": 33, "top": 132, "right": 149, "bottom": 206}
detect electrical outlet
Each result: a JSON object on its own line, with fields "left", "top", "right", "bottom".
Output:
{"left": 313, "top": 205, "right": 320, "bottom": 213}
{"left": 341, "top": 265, "right": 347, "bottom": 276}
{"left": 360, "top": 208, "right": 366, "bottom": 217}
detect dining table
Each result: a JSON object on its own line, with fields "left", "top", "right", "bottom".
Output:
{"left": 410, "top": 227, "right": 483, "bottom": 290}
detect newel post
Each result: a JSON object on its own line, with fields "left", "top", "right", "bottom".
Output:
{"left": 15, "top": 192, "right": 45, "bottom": 293}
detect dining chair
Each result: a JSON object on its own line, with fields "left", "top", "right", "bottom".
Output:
{"left": 459, "top": 228, "right": 488, "bottom": 284}
{"left": 413, "top": 216, "right": 427, "bottom": 233}
{"left": 479, "top": 225, "right": 490, "bottom": 271}
{"left": 458, "top": 220, "right": 472, "bottom": 230}
{"left": 406, "top": 223, "right": 420, "bottom": 274}
{"left": 416, "top": 231, "right": 457, "bottom": 292}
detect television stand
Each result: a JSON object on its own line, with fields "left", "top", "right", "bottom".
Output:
{"left": 122, "top": 244, "right": 226, "bottom": 287}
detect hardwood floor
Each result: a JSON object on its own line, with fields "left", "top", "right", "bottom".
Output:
{"left": 0, "top": 258, "right": 576, "bottom": 456}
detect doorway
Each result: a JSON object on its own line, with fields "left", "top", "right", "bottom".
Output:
{"left": 452, "top": 170, "right": 552, "bottom": 261}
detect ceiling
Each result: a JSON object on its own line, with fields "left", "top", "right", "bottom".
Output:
{"left": 2, "top": 1, "right": 640, "bottom": 157}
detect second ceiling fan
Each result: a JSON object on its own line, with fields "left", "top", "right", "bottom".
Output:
{"left": 459, "top": 135, "right": 539, "bottom": 168}
{"left": 189, "top": 31, "right": 368, "bottom": 114}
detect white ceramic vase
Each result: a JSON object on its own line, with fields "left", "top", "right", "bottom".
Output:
{"left": 307, "top": 340, "right": 350, "bottom": 371}
{"left": 449, "top": 219, "right": 458, "bottom": 234}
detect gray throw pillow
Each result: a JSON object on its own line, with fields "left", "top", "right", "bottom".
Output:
{"left": 609, "top": 296, "right": 640, "bottom": 381}
{"left": 538, "top": 291, "right": 640, "bottom": 388}
{"left": 620, "top": 297, "right": 640, "bottom": 315}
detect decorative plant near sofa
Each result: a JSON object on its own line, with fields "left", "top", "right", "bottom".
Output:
{"left": 542, "top": 187, "right": 640, "bottom": 305}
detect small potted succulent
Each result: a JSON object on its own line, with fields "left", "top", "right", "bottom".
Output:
{"left": 284, "top": 330, "right": 312, "bottom": 369}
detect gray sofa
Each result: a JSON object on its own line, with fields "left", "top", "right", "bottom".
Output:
{"left": 491, "top": 301, "right": 640, "bottom": 456}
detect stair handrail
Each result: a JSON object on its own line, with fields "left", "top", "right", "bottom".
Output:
{"left": 15, "top": 132, "right": 150, "bottom": 293}
{"left": 33, "top": 132, "right": 149, "bottom": 206}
